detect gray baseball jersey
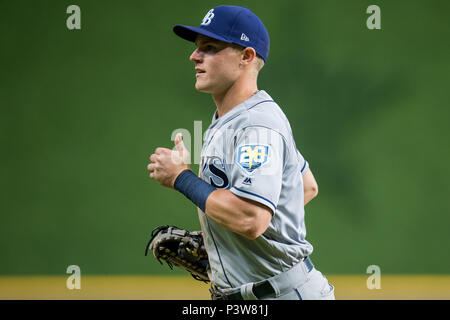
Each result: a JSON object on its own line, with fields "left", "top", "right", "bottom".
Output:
{"left": 198, "top": 90, "right": 313, "bottom": 289}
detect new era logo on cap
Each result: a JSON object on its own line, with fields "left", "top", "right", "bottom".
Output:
{"left": 173, "top": 5, "right": 270, "bottom": 62}
{"left": 240, "top": 33, "right": 249, "bottom": 41}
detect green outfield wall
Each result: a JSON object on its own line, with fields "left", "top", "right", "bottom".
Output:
{"left": 0, "top": 0, "right": 449, "bottom": 275}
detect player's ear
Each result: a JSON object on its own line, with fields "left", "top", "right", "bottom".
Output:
{"left": 240, "top": 47, "right": 256, "bottom": 67}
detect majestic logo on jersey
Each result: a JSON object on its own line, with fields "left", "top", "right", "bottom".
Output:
{"left": 201, "top": 156, "right": 229, "bottom": 189}
{"left": 201, "top": 9, "right": 215, "bottom": 26}
{"left": 236, "top": 144, "right": 269, "bottom": 173}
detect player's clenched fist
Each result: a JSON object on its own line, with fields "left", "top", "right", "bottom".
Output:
{"left": 147, "top": 133, "right": 191, "bottom": 188}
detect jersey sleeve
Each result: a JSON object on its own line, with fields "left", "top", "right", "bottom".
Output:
{"left": 228, "top": 127, "right": 285, "bottom": 214}
{"left": 297, "top": 149, "right": 309, "bottom": 176}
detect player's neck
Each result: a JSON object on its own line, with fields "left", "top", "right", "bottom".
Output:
{"left": 212, "top": 79, "right": 258, "bottom": 118}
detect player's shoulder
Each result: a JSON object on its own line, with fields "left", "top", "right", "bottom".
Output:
{"left": 240, "top": 90, "right": 291, "bottom": 137}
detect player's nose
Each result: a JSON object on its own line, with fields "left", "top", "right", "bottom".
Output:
{"left": 189, "top": 48, "right": 203, "bottom": 63}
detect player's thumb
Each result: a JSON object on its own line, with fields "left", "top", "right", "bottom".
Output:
{"left": 174, "top": 133, "right": 185, "bottom": 153}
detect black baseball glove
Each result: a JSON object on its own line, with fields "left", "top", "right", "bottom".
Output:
{"left": 145, "top": 225, "right": 210, "bottom": 282}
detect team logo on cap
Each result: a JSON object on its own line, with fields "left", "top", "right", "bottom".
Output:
{"left": 201, "top": 9, "right": 215, "bottom": 26}
{"left": 236, "top": 144, "right": 269, "bottom": 173}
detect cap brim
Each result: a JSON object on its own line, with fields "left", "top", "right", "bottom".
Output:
{"left": 173, "top": 24, "right": 232, "bottom": 44}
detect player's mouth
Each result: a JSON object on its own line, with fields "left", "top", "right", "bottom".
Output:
{"left": 195, "top": 68, "right": 206, "bottom": 77}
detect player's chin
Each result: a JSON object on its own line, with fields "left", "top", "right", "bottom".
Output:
{"left": 194, "top": 80, "right": 212, "bottom": 93}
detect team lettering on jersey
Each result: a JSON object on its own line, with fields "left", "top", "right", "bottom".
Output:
{"left": 201, "top": 156, "right": 230, "bottom": 189}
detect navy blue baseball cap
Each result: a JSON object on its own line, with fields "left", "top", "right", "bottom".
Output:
{"left": 173, "top": 5, "right": 270, "bottom": 62}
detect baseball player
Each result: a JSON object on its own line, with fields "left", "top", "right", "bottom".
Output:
{"left": 147, "top": 5, "right": 335, "bottom": 300}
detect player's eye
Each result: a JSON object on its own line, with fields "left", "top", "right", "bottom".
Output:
{"left": 200, "top": 44, "right": 219, "bottom": 53}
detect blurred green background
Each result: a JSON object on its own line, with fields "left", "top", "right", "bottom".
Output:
{"left": 0, "top": 0, "right": 449, "bottom": 276}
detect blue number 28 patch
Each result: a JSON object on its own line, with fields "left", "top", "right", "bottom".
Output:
{"left": 236, "top": 144, "right": 270, "bottom": 173}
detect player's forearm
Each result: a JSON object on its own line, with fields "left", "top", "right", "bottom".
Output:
{"left": 205, "top": 189, "right": 271, "bottom": 240}
{"left": 172, "top": 170, "right": 271, "bottom": 239}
